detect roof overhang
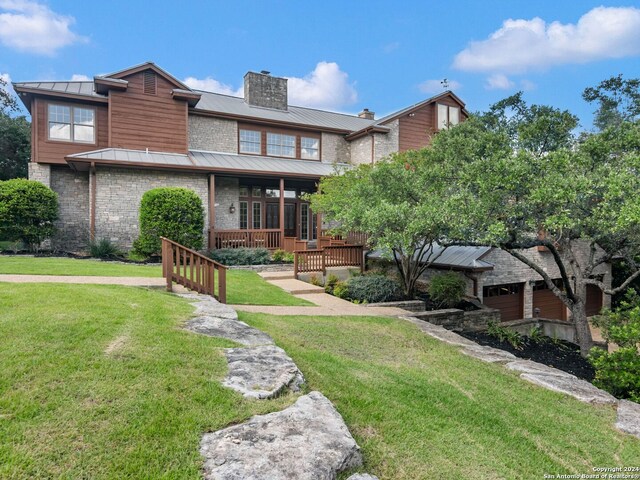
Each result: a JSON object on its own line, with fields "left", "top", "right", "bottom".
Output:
{"left": 172, "top": 89, "right": 202, "bottom": 107}
{"left": 12, "top": 85, "right": 108, "bottom": 112}
{"left": 94, "top": 76, "right": 128, "bottom": 94}
{"left": 344, "top": 125, "right": 391, "bottom": 141}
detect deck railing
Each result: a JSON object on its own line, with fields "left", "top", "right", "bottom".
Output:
{"left": 319, "top": 230, "right": 370, "bottom": 248}
{"left": 283, "top": 237, "right": 308, "bottom": 253}
{"left": 161, "top": 237, "right": 227, "bottom": 303}
{"left": 211, "top": 229, "right": 281, "bottom": 250}
{"left": 294, "top": 244, "right": 364, "bottom": 279}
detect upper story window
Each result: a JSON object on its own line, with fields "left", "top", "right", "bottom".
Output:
{"left": 437, "top": 104, "right": 460, "bottom": 130}
{"left": 267, "top": 133, "right": 295, "bottom": 157}
{"left": 301, "top": 136, "right": 319, "bottom": 160}
{"left": 48, "top": 104, "right": 95, "bottom": 143}
{"left": 239, "top": 129, "right": 261, "bottom": 154}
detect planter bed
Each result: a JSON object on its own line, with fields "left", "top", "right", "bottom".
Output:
{"left": 458, "top": 330, "right": 595, "bottom": 381}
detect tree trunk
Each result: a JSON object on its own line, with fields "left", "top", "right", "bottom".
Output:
{"left": 570, "top": 299, "right": 594, "bottom": 357}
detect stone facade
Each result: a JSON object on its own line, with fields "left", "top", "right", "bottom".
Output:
{"left": 214, "top": 176, "right": 240, "bottom": 230}
{"left": 189, "top": 115, "right": 238, "bottom": 153}
{"left": 94, "top": 167, "right": 209, "bottom": 249}
{"left": 350, "top": 135, "right": 372, "bottom": 166}
{"left": 373, "top": 119, "right": 399, "bottom": 162}
{"left": 321, "top": 132, "right": 350, "bottom": 164}
{"left": 244, "top": 72, "right": 287, "bottom": 110}
{"left": 50, "top": 166, "right": 90, "bottom": 251}
{"left": 28, "top": 162, "right": 51, "bottom": 187}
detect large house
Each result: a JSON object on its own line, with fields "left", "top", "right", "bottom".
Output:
{"left": 14, "top": 62, "right": 609, "bottom": 322}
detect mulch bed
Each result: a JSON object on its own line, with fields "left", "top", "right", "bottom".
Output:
{"left": 458, "top": 331, "right": 595, "bottom": 381}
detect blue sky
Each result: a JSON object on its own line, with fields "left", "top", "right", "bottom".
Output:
{"left": 1, "top": 0, "right": 640, "bottom": 129}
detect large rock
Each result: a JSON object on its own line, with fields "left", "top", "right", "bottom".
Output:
{"left": 186, "top": 316, "right": 274, "bottom": 347}
{"left": 505, "top": 360, "right": 577, "bottom": 379}
{"left": 200, "top": 391, "right": 362, "bottom": 480}
{"left": 520, "top": 373, "right": 617, "bottom": 405}
{"left": 223, "top": 345, "right": 304, "bottom": 399}
{"left": 401, "top": 316, "right": 477, "bottom": 347}
{"left": 616, "top": 399, "right": 640, "bottom": 438}
{"left": 461, "top": 345, "right": 517, "bottom": 363}
{"left": 177, "top": 293, "right": 239, "bottom": 320}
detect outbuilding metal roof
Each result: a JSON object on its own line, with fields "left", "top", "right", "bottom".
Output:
{"left": 192, "top": 91, "right": 375, "bottom": 132}
{"left": 66, "top": 148, "right": 349, "bottom": 178}
{"left": 369, "top": 244, "right": 494, "bottom": 271}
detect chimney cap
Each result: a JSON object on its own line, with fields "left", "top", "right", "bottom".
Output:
{"left": 358, "top": 108, "right": 375, "bottom": 120}
{"left": 260, "top": 70, "right": 271, "bottom": 75}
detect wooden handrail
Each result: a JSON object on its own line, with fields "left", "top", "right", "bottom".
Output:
{"left": 161, "top": 237, "right": 227, "bottom": 303}
{"left": 294, "top": 245, "right": 364, "bottom": 279}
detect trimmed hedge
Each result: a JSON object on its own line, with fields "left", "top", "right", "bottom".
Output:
{"left": 208, "top": 247, "right": 270, "bottom": 266}
{"left": 428, "top": 272, "right": 467, "bottom": 308}
{"left": 132, "top": 187, "right": 204, "bottom": 256}
{"left": 0, "top": 178, "right": 58, "bottom": 250}
{"left": 346, "top": 275, "right": 402, "bottom": 303}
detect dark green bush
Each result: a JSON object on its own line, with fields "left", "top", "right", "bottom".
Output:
{"left": 272, "top": 249, "right": 294, "bottom": 263}
{"left": 0, "top": 179, "right": 58, "bottom": 251}
{"left": 345, "top": 275, "right": 402, "bottom": 303}
{"left": 89, "top": 238, "right": 121, "bottom": 259}
{"left": 428, "top": 272, "right": 467, "bottom": 308}
{"left": 132, "top": 188, "right": 204, "bottom": 256}
{"left": 208, "top": 247, "right": 270, "bottom": 266}
{"left": 589, "top": 290, "right": 640, "bottom": 402}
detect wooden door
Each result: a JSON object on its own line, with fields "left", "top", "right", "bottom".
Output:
{"left": 284, "top": 204, "right": 295, "bottom": 237}
{"left": 266, "top": 204, "right": 279, "bottom": 229}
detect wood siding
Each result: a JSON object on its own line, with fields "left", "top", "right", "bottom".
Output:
{"left": 397, "top": 95, "right": 468, "bottom": 152}
{"left": 109, "top": 71, "right": 188, "bottom": 153}
{"left": 33, "top": 97, "right": 108, "bottom": 165}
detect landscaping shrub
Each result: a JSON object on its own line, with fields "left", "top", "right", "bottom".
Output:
{"left": 333, "top": 281, "right": 349, "bottom": 299}
{"left": 208, "top": 247, "right": 270, "bottom": 266}
{"left": 271, "top": 249, "right": 294, "bottom": 263}
{"left": 487, "top": 321, "right": 524, "bottom": 350}
{"left": 309, "top": 274, "right": 322, "bottom": 286}
{"left": 345, "top": 275, "right": 402, "bottom": 303}
{"left": 428, "top": 272, "right": 467, "bottom": 308}
{"left": 324, "top": 274, "right": 340, "bottom": 294}
{"left": 0, "top": 179, "right": 58, "bottom": 251}
{"left": 132, "top": 188, "right": 204, "bottom": 256}
{"left": 89, "top": 238, "right": 121, "bottom": 259}
{"left": 589, "top": 290, "right": 640, "bottom": 402}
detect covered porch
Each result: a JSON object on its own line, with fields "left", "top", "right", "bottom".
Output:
{"left": 208, "top": 174, "right": 322, "bottom": 252}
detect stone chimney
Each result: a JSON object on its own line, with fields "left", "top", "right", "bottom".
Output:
{"left": 244, "top": 71, "right": 288, "bottom": 110}
{"left": 358, "top": 108, "right": 375, "bottom": 120}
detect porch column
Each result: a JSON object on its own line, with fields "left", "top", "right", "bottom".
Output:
{"left": 279, "top": 178, "right": 285, "bottom": 248}
{"left": 209, "top": 174, "right": 215, "bottom": 249}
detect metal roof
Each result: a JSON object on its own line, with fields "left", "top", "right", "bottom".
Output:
{"left": 192, "top": 90, "right": 376, "bottom": 132}
{"left": 190, "top": 150, "right": 349, "bottom": 177}
{"left": 369, "top": 244, "right": 494, "bottom": 271}
{"left": 13, "top": 81, "right": 103, "bottom": 98}
{"left": 66, "top": 148, "right": 349, "bottom": 177}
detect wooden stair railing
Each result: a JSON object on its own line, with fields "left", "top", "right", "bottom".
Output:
{"left": 294, "top": 244, "right": 364, "bottom": 279}
{"left": 161, "top": 237, "right": 227, "bottom": 303}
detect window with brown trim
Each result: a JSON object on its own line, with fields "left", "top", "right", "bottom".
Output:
{"left": 48, "top": 103, "right": 95, "bottom": 143}
{"left": 239, "top": 129, "right": 261, "bottom": 154}
{"left": 237, "top": 124, "right": 321, "bottom": 161}
{"left": 239, "top": 201, "right": 248, "bottom": 229}
{"left": 301, "top": 136, "right": 319, "bottom": 160}
{"left": 437, "top": 104, "right": 460, "bottom": 130}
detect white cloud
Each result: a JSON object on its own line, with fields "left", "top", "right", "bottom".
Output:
{"left": 484, "top": 73, "right": 514, "bottom": 90}
{"left": 0, "top": 0, "right": 86, "bottom": 55}
{"left": 184, "top": 62, "right": 358, "bottom": 110}
{"left": 418, "top": 78, "right": 462, "bottom": 94}
{"left": 453, "top": 6, "right": 640, "bottom": 73}
{"left": 183, "top": 76, "right": 243, "bottom": 97}
{"left": 70, "top": 74, "right": 90, "bottom": 81}
{"left": 286, "top": 62, "right": 357, "bottom": 110}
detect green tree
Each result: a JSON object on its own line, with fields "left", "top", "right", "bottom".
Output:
{"left": 0, "top": 179, "right": 58, "bottom": 250}
{"left": 309, "top": 152, "right": 471, "bottom": 298}
{"left": 436, "top": 100, "right": 640, "bottom": 356}
{"left": 0, "top": 75, "right": 31, "bottom": 180}
{"left": 583, "top": 74, "right": 640, "bottom": 130}
{"left": 0, "top": 113, "right": 30, "bottom": 180}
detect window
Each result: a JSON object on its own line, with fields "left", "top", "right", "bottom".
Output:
{"left": 267, "top": 133, "right": 295, "bottom": 157}
{"left": 265, "top": 188, "right": 297, "bottom": 198}
{"left": 240, "top": 130, "right": 261, "bottom": 154}
{"left": 301, "top": 137, "right": 319, "bottom": 160}
{"left": 239, "top": 186, "right": 250, "bottom": 197}
{"left": 252, "top": 186, "right": 262, "bottom": 197}
{"left": 48, "top": 104, "right": 95, "bottom": 143}
{"left": 239, "top": 201, "right": 248, "bottom": 229}
{"left": 300, "top": 204, "right": 309, "bottom": 240}
{"left": 437, "top": 104, "right": 460, "bottom": 130}
{"left": 483, "top": 284, "right": 521, "bottom": 297}
{"left": 252, "top": 202, "right": 262, "bottom": 229}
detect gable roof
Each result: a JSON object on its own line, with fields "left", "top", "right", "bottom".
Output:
{"left": 100, "top": 61, "right": 191, "bottom": 90}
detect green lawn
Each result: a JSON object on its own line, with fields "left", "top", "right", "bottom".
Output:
{"left": 0, "top": 283, "right": 294, "bottom": 479}
{"left": 240, "top": 312, "right": 640, "bottom": 480}
{"left": 0, "top": 256, "right": 311, "bottom": 306}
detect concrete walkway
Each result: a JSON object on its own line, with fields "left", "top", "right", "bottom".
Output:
{"left": 0, "top": 274, "right": 165, "bottom": 287}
